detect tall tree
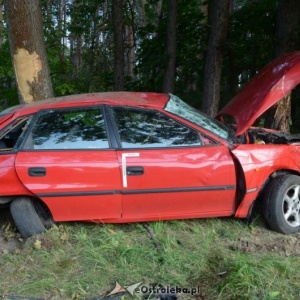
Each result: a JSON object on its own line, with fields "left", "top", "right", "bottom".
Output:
{"left": 264, "top": 0, "right": 300, "bottom": 132}
{"left": 125, "top": 0, "right": 135, "bottom": 80}
{"left": 162, "top": 0, "right": 177, "bottom": 93}
{"left": 113, "top": 0, "right": 124, "bottom": 91}
{"left": 0, "top": 1, "right": 3, "bottom": 46}
{"left": 5, "top": 0, "right": 53, "bottom": 103}
{"left": 201, "top": 0, "right": 230, "bottom": 117}
{"left": 69, "top": 0, "right": 83, "bottom": 76}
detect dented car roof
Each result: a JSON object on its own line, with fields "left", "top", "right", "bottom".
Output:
{"left": 218, "top": 52, "right": 300, "bottom": 136}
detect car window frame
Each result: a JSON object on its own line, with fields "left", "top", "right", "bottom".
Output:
{"left": 165, "top": 94, "right": 235, "bottom": 142}
{"left": 20, "top": 105, "right": 114, "bottom": 151}
{"left": 0, "top": 115, "right": 35, "bottom": 154}
{"left": 107, "top": 105, "right": 217, "bottom": 150}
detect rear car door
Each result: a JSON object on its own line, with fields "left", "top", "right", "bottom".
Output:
{"left": 15, "top": 106, "right": 122, "bottom": 222}
{"left": 0, "top": 115, "right": 35, "bottom": 198}
{"left": 110, "top": 106, "right": 236, "bottom": 221}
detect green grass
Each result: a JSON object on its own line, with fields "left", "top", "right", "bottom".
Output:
{"left": 1, "top": 215, "right": 300, "bottom": 299}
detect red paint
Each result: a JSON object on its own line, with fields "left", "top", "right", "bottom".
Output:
{"left": 118, "top": 146, "right": 236, "bottom": 219}
{"left": 15, "top": 151, "right": 122, "bottom": 221}
{"left": 1, "top": 53, "right": 300, "bottom": 226}
{"left": 0, "top": 154, "right": 31, "bottom": 195}
{"left": 4, "top": 92, "right": 169, "bottom": 119}
{"left": 218, "top": 52, "right": 300, "bottom": 135}
{"left": 232, "top": 144, "right": 300, "bottom": 218}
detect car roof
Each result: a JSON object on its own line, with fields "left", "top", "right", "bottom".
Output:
{"left": 2, "top": 92, "right": 170, "bottom": 117}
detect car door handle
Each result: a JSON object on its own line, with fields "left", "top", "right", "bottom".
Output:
{"left": 126, "top": 166, "right": 144, "bottom": 176}
{"left": 28, "top": 167, "right": 46, "bottom": 177}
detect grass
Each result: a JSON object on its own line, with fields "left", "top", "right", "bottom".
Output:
{"left": 1, "top": 214, "right": 300, "bottom": 300}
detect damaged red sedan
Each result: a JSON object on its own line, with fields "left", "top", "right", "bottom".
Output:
{"left": 2, "top": 52, "right": 300, "bottom": 237}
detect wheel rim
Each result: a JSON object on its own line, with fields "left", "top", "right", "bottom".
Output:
{"left": 283, "top": 185, "right": 300, "bottom": 227}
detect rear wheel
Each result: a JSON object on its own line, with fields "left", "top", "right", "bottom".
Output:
{"left": 264, "top": 175, "right": 300, "bottom": 234}
{"left": 33, "top": 201, "right": 54, "bottom": 228}
{"left": 10, "top": 197, "right": 46, "bottom": 238}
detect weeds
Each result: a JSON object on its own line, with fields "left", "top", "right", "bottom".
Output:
{"left": 0, "top": 215, "right": 300, "bottom": 299}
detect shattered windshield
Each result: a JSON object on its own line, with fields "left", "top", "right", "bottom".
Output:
{"left": 165, "top": 94, "right": 233, "bottom": 141}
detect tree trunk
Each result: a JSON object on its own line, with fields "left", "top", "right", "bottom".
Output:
{"left": 201, "top": 0, "right": 230, "bottom": 117}
{"left": 162, "top": 0, "right": 177, "bottom": 93}
{"left": 69, "top": 0, "right": 83, "bottom": 75}
{"left": 125, "top": 0, "right": 135, "bottom": 80}
{"left": 139, "top": 0, "right": 146, "bottom": 27}
{"left": 58, "top": 0, "right": 67, "bottom": 62}
{"left": 113, "top": 0, "right": 124, "bottom": 91}
{"left": 0, "top": 2, "right": 3, "bottom": 46}
{"left": 5, "top": 0, "right": 53, "bottom": 103}
{"left": 264, "top": 0, "right": 300, "bottom": 132}
{"left": 125, "top": 24, "right": 135, "bottom": 79}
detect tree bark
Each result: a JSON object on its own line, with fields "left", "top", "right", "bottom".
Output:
{"left": 0, "top": 2, "right": 3, "bottom": 46}
{"left": 58, "top": 0, "right": 67, "bottom": 64}
{"left": 5, "top": 0, "right": 54, "bottom": 103}
{"left": 113, "top": 0, "right": 124, "bottom": 91}
{"left": 201, "top": 0, "right": 230, "bottom": 117}
{"left": 264, "top": 0, "right": 300, "bottom": 132}
{"left": 125, "top": 0, "right": 135, "bottom": 80}
{"left": 69, "top": 0, "right": 83, "bottom": 75}
{"left": 139, "top": 0, "right": 146, "bottom": 27}
{"left": 162, "top": 0, "right": 177, "bottom": 93}
{"left": 125, "top": 24, "right": 135, "bottom": 80}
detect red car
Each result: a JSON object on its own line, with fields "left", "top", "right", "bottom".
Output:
{"left": 1, "top": 52, "right": 300, "bottom": 238}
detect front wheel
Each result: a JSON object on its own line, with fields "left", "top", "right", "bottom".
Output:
{"left": 264, "top": 175, "right": 300, "bottom": 234}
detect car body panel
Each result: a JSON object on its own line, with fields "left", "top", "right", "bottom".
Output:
{"left": 117, "top": 146, "right": 236, "bottom": 220}
{"left": 15, "top": 150, "right": 122, "bottom": 221}
{"left": 0, "top": 154, "right": 31, "bottom": 196}
{"left": 218, "top": 52, "right": 300, "bottom": 135}
{"left": 3, "top": 92, "right": 170, "bottom": 119}
{"left": 233, "top": 144, "right": 300, "bottom": 217}
{"left": 0, "top": 114, "right": 14, "bottom": 126}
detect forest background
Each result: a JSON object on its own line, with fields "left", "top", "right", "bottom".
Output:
{"left": 1, "top": 0, "right": 300, "bottom": 132}
{"left": 1, "top": 1, "right": 300, "bottom": 299}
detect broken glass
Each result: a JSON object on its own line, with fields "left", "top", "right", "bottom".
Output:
{"left": 165, "top": 94, "right": 233, "bottom": 141}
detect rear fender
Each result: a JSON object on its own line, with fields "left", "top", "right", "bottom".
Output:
{"left": 0, "top": 154, "right": 32, "bottom": 196}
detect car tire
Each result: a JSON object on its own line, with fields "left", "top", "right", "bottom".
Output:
{"left": 33, "top": 201, "right": 54, "bottom": 228}
{"left": 264, "top": 175, "right": 300, "bottom": 234}
{"left": 10, "top": 197, "right": 46, "bottom": 238}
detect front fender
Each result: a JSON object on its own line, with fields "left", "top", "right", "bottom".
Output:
{"left": 231, "top": 144, "right": 298, "bottom": 218}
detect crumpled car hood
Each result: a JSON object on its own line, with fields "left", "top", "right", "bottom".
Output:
{"left": 217, "top": 52, "right": 300, "bottom": 136}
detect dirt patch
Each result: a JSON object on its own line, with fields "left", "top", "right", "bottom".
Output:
{"left": 0, "top": 208, "right": 23, "bottom": 254}
{"left": 224, "top": 226, "right": 300, "bottom": 257}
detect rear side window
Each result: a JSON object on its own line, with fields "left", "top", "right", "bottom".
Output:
{"left": 27, "top": 107, "right": 109, "bottom": 150}
{"left": 0, "top": 116, "right": 32, "bottom": 151}
{"left": 112, "top": 107, "right": 201, "bottom": 148}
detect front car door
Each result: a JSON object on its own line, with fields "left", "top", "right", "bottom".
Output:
{"left": 110, "top": 106, "right": 237, "bottom": 221}
{"left": 15, "top": 106, "right": 122, "bottom": 222}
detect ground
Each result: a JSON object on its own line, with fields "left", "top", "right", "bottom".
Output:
{"left": 222, "top": 226, "right": 300, "bottom": 257}
{"left": 1, "top": 206, "right": 300, "bottom": 300}
{"left": 1, "top": 207, "right": 300, "bottom": 257}
{"left": 0, "top": 207, "right": 23, "bottom": 253}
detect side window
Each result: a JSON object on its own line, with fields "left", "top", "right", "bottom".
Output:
{"left": 0, "top": 116, "right": 32, "bottom": 151}
{"left": 27, "top": 107, "right": 109, "bottom": 150}
{"left": 112, "top": 107, "right": 201, "bottom": 148}
{"left": 200, "top": 133, "right": 217, "bottom": 146}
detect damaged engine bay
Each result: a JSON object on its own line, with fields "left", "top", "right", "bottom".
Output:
{"left": 247, "top": 128, "right": 300, "bottom": 144}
